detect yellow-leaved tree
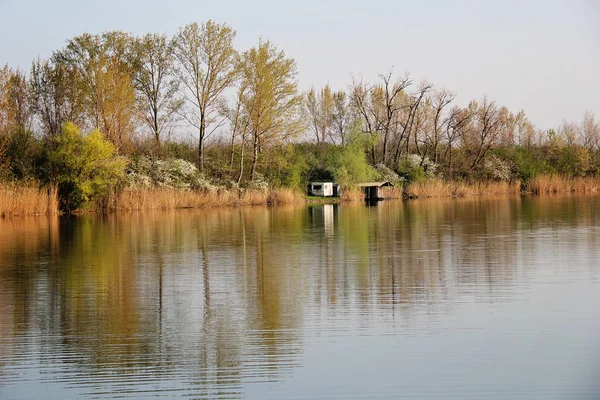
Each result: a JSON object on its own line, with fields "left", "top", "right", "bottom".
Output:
{"left": 238, "top": 39, "right": 302, "bottom": 181}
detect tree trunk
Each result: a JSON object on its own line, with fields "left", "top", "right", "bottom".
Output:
{"left": 250, "top": 134, "right": 259, "bottom": 181}
{"left": 237, "top": 137, "right": 245, "bottom": 185}
{"left": 198, "top": 113, "right": 205, "bottom": 172}
{"left": 229, "top": 131, "right": 236, "bottom": 177}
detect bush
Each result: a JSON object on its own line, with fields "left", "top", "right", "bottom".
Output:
{"left": 325, "top": 130, "right": 378, "bottom": 187}
{"left": 126, "top": 156, "right": 216, "bottom": 191}
{"left": 46, "top": 123, "right": 126, "bottom": 212}
{"left": 396, "top": 154, "right": 438, "bottom": 183}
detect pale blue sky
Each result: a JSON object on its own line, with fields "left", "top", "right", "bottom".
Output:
{"left": 0, "top": 0, "right": 598, "bottom": 129}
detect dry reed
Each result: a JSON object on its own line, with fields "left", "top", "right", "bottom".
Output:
{"left": 102, "top": 187, "right": 305, "bottom": 212}
{"left": 0, "top": 183, "right": 59, "bottom": 217}
{"left": 527, "top": 175, "right": 600, "bottom": 194}
{"left": 340, "top": 188, "right": 364, "bottom": 202}
{"left": 405, "top": 179, "right": 521, "bottom": 198}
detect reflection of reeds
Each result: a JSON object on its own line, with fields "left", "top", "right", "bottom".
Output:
{"left": 0, "top": 183, "right": 59, "bottom": 217}
{"left": 405, "top": 180, "right": 521, "bottom": 198}
{"left": 101, "top": 187, "right": 306, "bottom": 211}
{"left": 527, "top": 175, "right": 600, "bottom": 194}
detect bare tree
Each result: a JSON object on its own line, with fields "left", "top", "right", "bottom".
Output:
{"left": 330, "top": 90, "right": 353, "bottom": 146}
{"left": 429, "top": 89, "right": 455, "bottom": 163}
{"left": 30, "top": 58, "right": 84, "bottom": 138}
{"left": 464, "top": 97, "right": 510, "bottom": 170}
{"left": 443, "top": 106, "right": 472, "bottom": 176}
{"left": 392, "top": 81, "right": 433, "bottom": 165}
{"left": 173, "top": 21, "right": 238, "bottom": 170}
{"left": 580, "top": 111, "right": 600, "bottom": 152}
{"left": 129, "top": 33, "right": 182, "bottom": 147}
{"left": 350, "top": 71, "right": 412, "bottom": 165}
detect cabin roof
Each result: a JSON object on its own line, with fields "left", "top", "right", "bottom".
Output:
{"left": 357, "top": 181, "right": 394, "bottom": 188}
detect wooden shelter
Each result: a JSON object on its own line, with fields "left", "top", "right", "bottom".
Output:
{"left": 357, "top": 181, "right": 394, "bottom": 200}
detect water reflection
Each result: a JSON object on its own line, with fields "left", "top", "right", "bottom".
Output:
{"left": 0, "top": 195, "right": 599, "bottom": 399}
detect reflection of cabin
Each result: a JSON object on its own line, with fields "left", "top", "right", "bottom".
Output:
{"left": 358, "top": 181, "right": 394, "bottom": 200}
{"left": 309, "top": 182, "right": 340, "bottom": 197}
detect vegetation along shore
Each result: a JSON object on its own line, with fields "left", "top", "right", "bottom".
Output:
{"left": 1, "top": 20, "right": 600, "bottom": 217}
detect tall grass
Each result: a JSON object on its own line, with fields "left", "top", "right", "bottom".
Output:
{"left": 405, "top": 179, "right": 521, "bottom": 198}
{"left": 340, "top": 188, "right": 364, "bottom": 202}
{"left": 527, "top": 175, "right": 600, "bottom": 194}
{"left": 0, "top": 183, "right": 59, "bottom": 217}
{"left": 99, "top": 187, "right": 306, "bottom": 212}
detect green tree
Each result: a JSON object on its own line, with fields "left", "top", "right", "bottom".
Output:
{"left": 239, "top": 39, "right": 302, "bottom": 181}
{"left": 326, "top": 126, "right": 377, "bottom": 187}
{"left": 46, "top": 123, "right": 126, "bottom": 212}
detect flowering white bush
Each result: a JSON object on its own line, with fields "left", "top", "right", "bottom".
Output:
{"left": 247, "top": 173, "right": 270, "bottom": 192}
{"left": 375, "top": 164, "right": 406, "bottom": 185}
{"left": 126, "top": 157, "right": 218, "bottom": 191}
{"left": 483, "top": 154, "right": 512, "bottom": 181}
{"left": 405, "top": 154, "right": 439, "bottom": 179}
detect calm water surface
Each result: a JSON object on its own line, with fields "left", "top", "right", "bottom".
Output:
{"left": 0, "top": 195, "right": 599, "bottom": 399}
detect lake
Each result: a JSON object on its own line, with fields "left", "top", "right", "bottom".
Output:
{"left": 0, "top": 195, "right": 599, "bottom": 399}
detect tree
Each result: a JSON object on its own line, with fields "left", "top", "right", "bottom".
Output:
{"left": 173, "top": 21, "right": 238, "bottom": 170}
{"left": 330, "top": 90, "right": 353, "bottom": 146}
{"left": 463, "top": 97, "right": 510, "bottom": 170}
{"left": 580, "top": 111, "right": 600, "bottom": 153}
{"left": 238, "top": 39, "right": 301, "bottom": 181}
{"left": 0, "top": 66, "right": 31, "bottom": 136}
{"left": 304, "top": 85, "right": 334, "bottom": 145}
{"left": 46, "top": 122, "right": 125, "bottom": 212}
{"left": 0, "top": 65, "right": 36, "bottom": 179}
{"left": 443, "top": 106, "right": 471, "bottom": 177}
{"left": 55, "top": 31, "right": 136, "bottom": 153}
{"left": 30, "top": 57, "right": 85, "bottom": 138}
{"left": 129, "top": 33, "right": 182, "bottom": 146}
{"left": 429, "top": 89, "right": 455, "bottom": 164}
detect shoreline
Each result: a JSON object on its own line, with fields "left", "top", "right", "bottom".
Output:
{"left": 2, "top": 175, "right": 600, "bottom": 218}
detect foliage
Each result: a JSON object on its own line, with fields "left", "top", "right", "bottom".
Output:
{"left": 46, "top": 123, "right": 126, "bottom": 211}
{"left": 397, "top": 154, "right": 438, "bottom": 183}
{"left": 325, "top": 130, "right": 378, "bottom": 187}
{"left": 239, "top": 39, "right": 302, "bottom": 180}
{"left": 481, "top": 154, "right": 513, "bottom": 181}
{"left": 374, "top": 164, "right": 406, "bottom": 186}
{"left": 127, "top": 156, "right": 217, "bottom": 191}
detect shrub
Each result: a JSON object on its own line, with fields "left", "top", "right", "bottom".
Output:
{"left": 46, "top": 123, "right": 126, "bottom": 212}
{"left": 397, "top": 154, "right": 438, "bottom": 183}
{"left": 127, "top": 156, "right": 217, "bottom": 192}
{"left": 326, "top": 130, "right": 378, "bottom": 187}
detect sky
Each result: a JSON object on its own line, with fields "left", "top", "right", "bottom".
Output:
{"left": 0, "top": 0, "right": 598, "bottom": 130}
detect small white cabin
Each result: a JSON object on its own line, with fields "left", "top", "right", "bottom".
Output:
{"left": 309, "top": 182, "right": 334, "bottom": 197}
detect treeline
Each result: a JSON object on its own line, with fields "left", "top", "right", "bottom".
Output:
{"left": 1, "top": 20, "right": 600, "bottom": 212}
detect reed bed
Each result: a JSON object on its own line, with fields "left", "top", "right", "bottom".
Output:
{"left": 0, "top": 183, "right": 59, "bottom": 217}
{"left": 103, "top": 187, "right": 305, "bottom": 212}
{"left": 527, "top": 175, "right": 600, "bottom": 194}
{"left": 340, "top": 188, "right": 364, "bottom": 202}
{"left": 405, "top": 179, "right": 521, "bottom": 198}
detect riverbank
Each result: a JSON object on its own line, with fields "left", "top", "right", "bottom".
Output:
{"left": 2, "top": 174, "right": 600, "bottom": 217}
